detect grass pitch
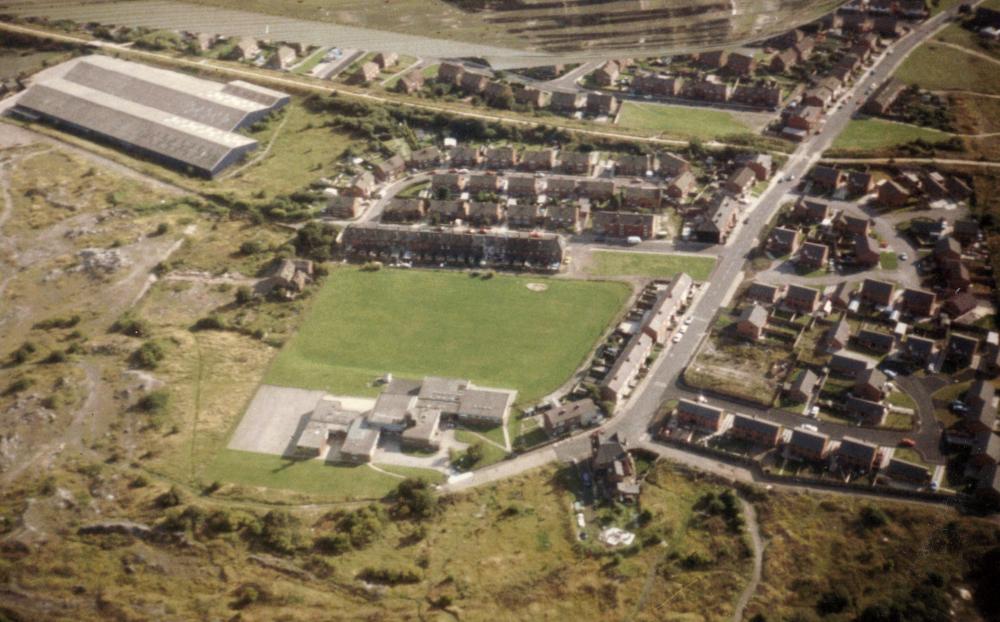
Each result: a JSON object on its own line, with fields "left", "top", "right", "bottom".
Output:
{"left": 617, "top": 101, "right": 751, "bottom": 141}
{"left": 587, "top": 250, "right": 717, "bottom": 281}
{"left": 831, "top": 118, "right": 954, "bottom": 152}
{"left": 264, "top": 268, "right": 629, "bottom": 403}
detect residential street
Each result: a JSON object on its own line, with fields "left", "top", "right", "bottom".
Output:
{"left": 443, "top": 4, "right": 968, "bottom": 493}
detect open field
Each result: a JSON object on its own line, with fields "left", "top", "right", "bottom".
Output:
{"left": 203, "top": 448, "right": 442, "bottom": 498}
{"left": 617, "top": 101, "right": 752, "bottom": 142}
{"left": 587, "top": 250, "right": 718, "bottom": 281}
{"left": 748, "top": 489, "right": 999, "bottom": 620}
{"left": 831, "top": 118, "right": 954, "bottom": 152}
{"left": 264, "top": 268, "right": 630, "bottom": 403}
{"left": 895, "top": 42, "right": 1000, "bottom": 95}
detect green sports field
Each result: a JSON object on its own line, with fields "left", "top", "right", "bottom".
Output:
{"left": 587, "top": 251, "right": 717, "bottom": 281}
{"left": 264, "top": 268, "right": 629, "bottom": 403}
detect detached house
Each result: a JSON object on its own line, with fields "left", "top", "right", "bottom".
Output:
{"left": 784, "top": 284, "right": 821, "bottom": 314}
{"left": 736, "top": 304, "right": 769, "bottom": 340}
{"left": 770, "top": 227, "right": 803, "bottom": 256}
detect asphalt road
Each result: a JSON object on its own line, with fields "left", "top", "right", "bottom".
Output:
{"left": 444, "top": 6, "right": 968, "bottom": 492}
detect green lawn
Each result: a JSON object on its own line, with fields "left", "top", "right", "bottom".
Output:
{"left": 831, "top": 119, "right": 953, "bottom": 152}
{"left": 894, "top": 42, "right": 1000, "bottom": 95}
{"left": 204, "top": 449, "right": 441, "bottom": 499}
{"left": 454, "top": 430, "right": 508, "bottom": 468}
{"left": 291, "top": 47, "right": 328, "bottom": 75}
{"left": 879, "top": 252, "right": 898, "bottom": 270}
{"left": 617, "top": 101, "right": 751, "bottom": 141}
{"left": 264, "top": 268, "right": 629, "bottom": 403}
{"left": 587, "top": 251, "right": 717, "bottom": 281}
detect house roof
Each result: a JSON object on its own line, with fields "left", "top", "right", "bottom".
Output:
{"left": 544, "top": 399, "right": 599, "bottom": 428}
{"left": 827, "top": 318, "right": 851, "bottom": 346}
{"left": 732, "top": 413, "right": 782, "bottom": 438}
{"left": 677, "top": 399, "right": 724, "bottom": 424}
{"left": 771, "top": 227, "right": 800, "bottom": 247}
{"left": 973, "top": 431, "right": 1000, "bottom": 462}
{"left": 830, "top": 352, "right": 872, "bottom": 373}
{"left": 791, "top": 428, "right": 830, "bottom": 453}
{"left": 791, "top": 369, "right": 819, "bottom": 395}
{"left": 846, "top": 395, "right": 886, "bottom": 419}
{"left": 860, "top": 278, "right": 895, "bottom": 304}
{"left": 786, "top": 284, "right": 820, "bottom": 305}
{"left": 943, "top": 292, "right": 978, "bottom": 317}
{"left": 906, "top": 335, "right": 936, "bottom": 358}
{"left": 857, "top": 329, "right": 895, "bottom": 351}
{"left": 747, "top": 281, "right": 781, "bottom": 303}
{"left": 593, "top": 432, "right": 628, "bottom": 468}
{"left": 811, "top": 165, "right": 843, "bottom": 185}
{"left": 857, "top": 367, "right": 887, "bottom": 389}
{"left": 458, "top": 388, "right": 514, "bottom": 421}
{"left": 800, "top": 242, "right": 829, "bottom": 264}
{"left": 739, "top": 304, "right": 769, "bottom": 328}
{"left": 901, "top": 288, "right": 936, "bottom": 313}
{"left": 838, "top": 436, "right": 878, "bottom": 463}
{"left": 727, "top": 166, "right": 757, "bottom": 190}
{"left": 886, "top": 457, "right": 930, "bottom": 482}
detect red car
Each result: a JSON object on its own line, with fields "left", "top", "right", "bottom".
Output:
{"left": 898, "top": 438, "right": 916, "bottom": 448}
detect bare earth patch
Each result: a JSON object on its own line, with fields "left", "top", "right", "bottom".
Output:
{"left": 526, "top": 282, "right": 548, "bottom": 292}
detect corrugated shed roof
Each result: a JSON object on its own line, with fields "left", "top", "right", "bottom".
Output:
{"left": 17, "top": 79, "right": 256, "bottom": 174}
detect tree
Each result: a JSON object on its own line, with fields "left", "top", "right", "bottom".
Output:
{"left": 235, "top": 286, "right": 254, "bottom": 305}
{"left": 392, "top": 478, "right": 437, "bottom": 520}
{"left": 293, "top": 222, "right": 339, "bottom": 261}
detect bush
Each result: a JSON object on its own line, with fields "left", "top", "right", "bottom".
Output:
{"left": 361, "top": 261, "right": 383, "bottom": 272}
{"left": 392, "top": 478, "right": 437, "bottom": 520}
{"left": 357, "top": 566, "right": 421, "bottom": 585}
{"left": 136, "top": 390, "right": 169, "bottom": 414}
{"left": 156, "top": 485, "right": 183, "bottom": 508}
{"left": 192, "top": 315, "right": 226, "bottom": 331}
{"left": 239, "top": 240, "right": 266, "bottom": 255}
{"left": 314, "top": 533, "right": 351, "bottom": 555}
{"left": 253, "top": 510, "right": 303, "bottom": 555}
{"left": 132, "top": 340, "right": 165, "bottom": 369}
{"left": 235, "top": 286, "right": 254, "bottom": 305}
{"left": 860, "top": 505, "right": 889, "bottom": 529}
{"left": 9, "top": 341, "right": 37, "bottom": 365}
{"left": 293, "top": 221, "right": 339, "bottom": 261}
{"left": 33, "top": 315, "right": 81, "bottom": 330}
{"left": 4, "top": 377, "right": 34, "bottom": 395}
{"left": 816, "top": 588, "right": 851, "bottom": 615}
{"left": 112, "top": 313, "right": 151, "bottom": 338}
{"left": 150, "top": 222, "right": 170, "bottom": 237}
{"left": 43, "top": 350, "right": 67, "bottom": 364}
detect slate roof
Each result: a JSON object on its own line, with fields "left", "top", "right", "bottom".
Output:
{"left": 838, "top": 436, "right": 879, "bottom": 464}
{"left": 790, "top": 428, "right": 830, "bottom": 454}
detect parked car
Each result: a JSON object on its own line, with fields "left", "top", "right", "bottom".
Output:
{"left": 899, "top": 438, "right": 916, "bottom": 448}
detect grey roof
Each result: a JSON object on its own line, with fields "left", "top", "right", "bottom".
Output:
{"left": 59, "top": 56, "right": 277, "bottom": 130}
{"left": 973, "top": 431, "right": 1000, "bottom": 462}
{"left": 370, "top": 392, "right": 416, "bottom": 427}
{"left": 677, "top": 399, "right": 724, "bottom": 425}
{"left": 799, "top": 241, "right": 828, "bottom": 264}
{"left": 739, "top": 304, "right": 769, "bottom": 328}
{"left": 17, "top": 78, "right": 257, "bottom": 176}
{"left": 786, "top": 284, "right": 820, "bottom": 305}
{"left": 857, "top": 329, "right": 894, "bottom": 351}
{"left": 340, "top": 419, "right": 380, "bottom": 457}
{"left": 298, "top": 398, "right": 360, "bottom": 450}
{"left": 747, "top": 281, "right": 781, "bottom": 303}
{"left": 827, "top": 318, "right": 851, "bottom": 346}
{"left": 838, "top": 436, "right": 878, "bottom": 463}
{"left": 458, "top": 388, "right": 514, "bottom": 422}
{"left": 545, "top": 399, "right": 599, "bottom": 428}
{"left": 885, "top": 457, "right": 930, "bottom": 482}
{"left": 857, "top": 368, "right": 887, "bottom": 389}
{"left": 968, "top": 379, "right": 995, "bottom": 409}
{"left": 791, "top": 369, "right": 819, "bottom": 395}
{"left": 593, "top": 433, "right": 628, "bottom": 468}
{"left": 732, "top": 414, "right": 782, "bottom": 438}
{"left": 861, "top": 279, "right": 895, "bottom": 304}
{"left": 790, "top": 428, "right": 830, "bottom": 454}
{"left": 845, "top": 395, "right": 886, "bottom": 419}
{"left": 830, "top": 352, "right": 872, "bottom": 373}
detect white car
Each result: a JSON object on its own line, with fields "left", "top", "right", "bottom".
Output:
{"left": 672, "top": 333, "right": 683, "bottom": 343}
{"left": 679, "top": 325, "right": 688, "bottom": 334}
{"left": 684, "top": 316, "right": 694, "bottom": 325}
